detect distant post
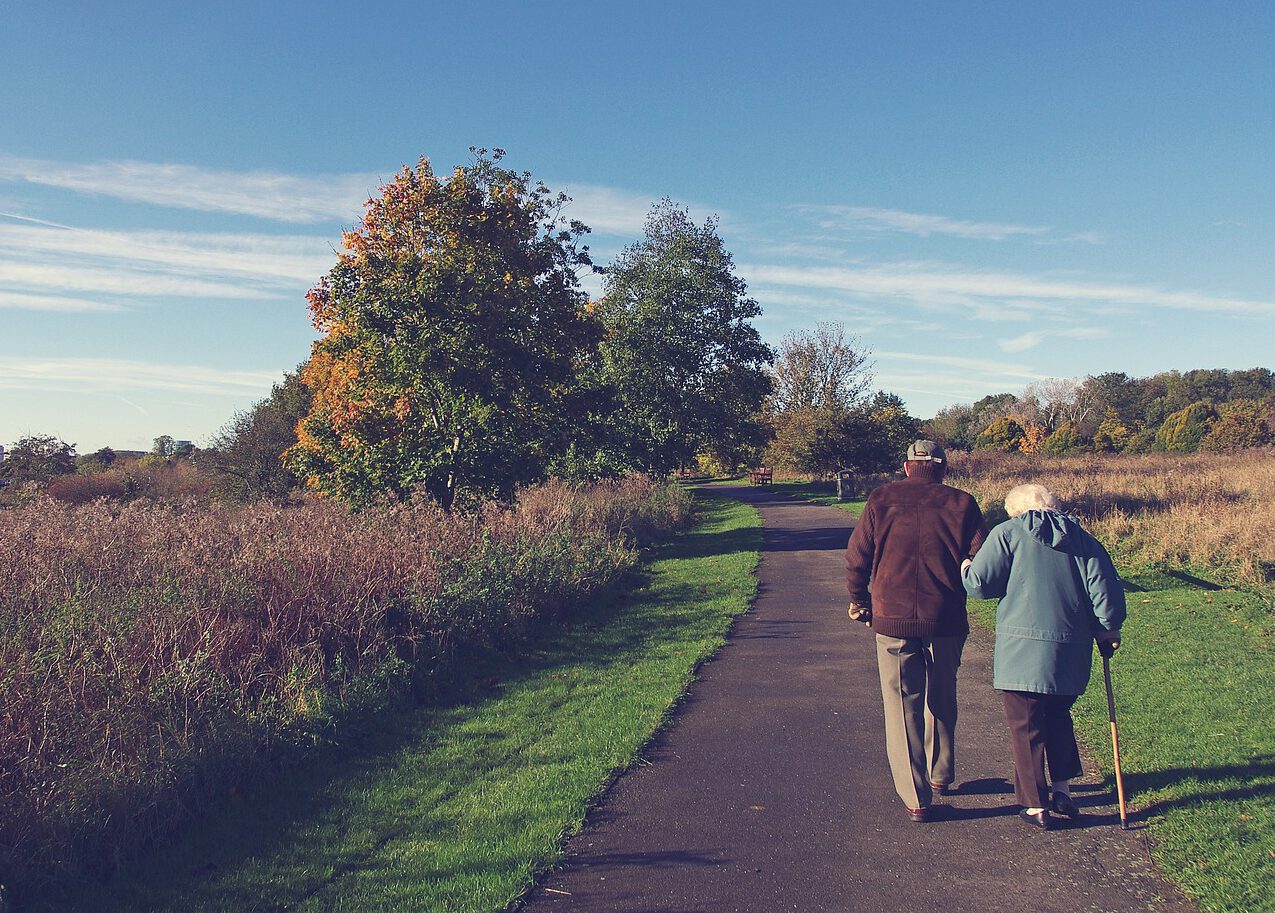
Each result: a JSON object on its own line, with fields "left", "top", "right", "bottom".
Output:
{"left": 837, "top": 469, "right": 855, "bottom": 501}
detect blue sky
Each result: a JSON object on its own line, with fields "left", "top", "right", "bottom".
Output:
{"left": 3, "top": 1, "right": 1273, "bottom": 452}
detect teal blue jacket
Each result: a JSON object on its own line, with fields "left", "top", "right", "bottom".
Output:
{"left": 962, "top": 510, "right": 1125, "bottom": 695}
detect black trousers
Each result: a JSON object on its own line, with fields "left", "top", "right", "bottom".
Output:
{"left": 1000, "top": 690, "right": 1083, "bottom": 808}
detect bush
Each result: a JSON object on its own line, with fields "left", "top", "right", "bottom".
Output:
{"left": 974, "top": 416, "right": 1026, "bottom": 452}
{"left": 0, "top": 477, "right": 690, "bottom": 891}
{"left": 1155, "top": 401, "right": 1217, "bottom": 452}
{"left": 1041, "top": 421, "right": 1085, "bottom": 456}
{"left": 1201, "top": 399, "right": 1273, "bottom": 451}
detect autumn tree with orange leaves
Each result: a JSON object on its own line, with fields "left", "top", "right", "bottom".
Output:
{"left": 287, "top": 150, "right": 598, "bottom": 508}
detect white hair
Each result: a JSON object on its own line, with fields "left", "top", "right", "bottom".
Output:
{"left": 1004, "top": 483, "right": 1062, "bottom": 517}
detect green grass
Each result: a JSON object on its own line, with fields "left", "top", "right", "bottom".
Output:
{"left": 43, "top": 494, "right": 762, "bottom": 913}
{"left": 969, "top": 575, "right": 1275, "bottom": 913}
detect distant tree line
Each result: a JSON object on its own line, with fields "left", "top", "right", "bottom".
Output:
{"left": 923, "top": 368, "right": 1275, "bottom": 455}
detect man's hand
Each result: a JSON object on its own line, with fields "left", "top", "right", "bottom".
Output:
{"left": 1095, "top": 629, "right": 1121, "bottom": 658}
{"left": 848, "top": 603, "right": 872, "bottom": 626}
{"left": 960, "top": 558, "right": 973, "bottom": 574}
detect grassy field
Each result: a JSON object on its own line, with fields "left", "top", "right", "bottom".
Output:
{"left": 804, "top": 461, "right": 1274, "bottom": 913}
{"left": 41, "top": 493, "right": 762, "bottom": 913}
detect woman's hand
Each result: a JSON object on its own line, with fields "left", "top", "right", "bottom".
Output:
{"left": 1095, "top": 629, "right": 1121, "bottom": 657}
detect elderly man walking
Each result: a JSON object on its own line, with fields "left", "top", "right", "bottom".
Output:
{"left": 845, "top": 440, "right": 988, "bottom": 821}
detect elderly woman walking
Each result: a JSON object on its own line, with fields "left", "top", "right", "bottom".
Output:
{"left": 961, "top": 484, "right": 1125, "bottom": 829}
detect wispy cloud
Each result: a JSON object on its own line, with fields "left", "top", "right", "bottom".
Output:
{"left": 0, "top": 218, "right": 335, "bottom": 307}
{"left": 0, "top": 222, "right": 333, "bottom": 286}
{"left": 558, "top": 183, "right": 724, "bottom": 239}
{"left": 559, "top": 184, "right": 657, "bottom": 237}
{"left": 0, "top": 156, "right": 382, "bottom": 223}
{"left": 0, "top": 261, "right": 276, "bottom": 299}
{"left": 0, "top": 357, "right": 282, "bottom": 397}
{"left": 0, "top": 291, "right": 122, "bottom": 313}
{"left": 745, "top": 262, "right": 1275, "bottom": 318}
{"left": 998, "top": 326, "right": 1108, "bottom": 353}
{"left": 797, "top": 205, "right": 1054, "bottom": 241}
{"left": 872, "top": 351, "right": 1052, "bottom": 404}
{"left": 876, "top": 350, "right": 1048, "bottom": 381}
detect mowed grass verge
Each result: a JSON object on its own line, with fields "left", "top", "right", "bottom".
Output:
{"left": 47, "top": 493, "right": 762, "bottom": 913}
{"left": 808, "top": 490, "right": 1273, "bottom": 913}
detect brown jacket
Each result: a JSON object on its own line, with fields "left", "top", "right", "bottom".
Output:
{"left": 845, "top": 476, "right": 988, "bottom": 639}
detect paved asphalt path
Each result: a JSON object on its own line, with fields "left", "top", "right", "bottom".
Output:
{"left": 521, "top": 484, "right": 1194, "bottom": 913}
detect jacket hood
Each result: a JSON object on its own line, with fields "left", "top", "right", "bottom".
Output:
{"left": 1018, "top": 509, "right": 1082, "bottom": 550}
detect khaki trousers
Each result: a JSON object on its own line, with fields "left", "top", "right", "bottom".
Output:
{"left": 874, "top": 632, "right": 966, "bottom": 809}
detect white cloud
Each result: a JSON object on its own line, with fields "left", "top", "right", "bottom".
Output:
{"left": 0, "top": 291, "right": 122, "bottom": 313}
{"left": 0, "top": 261, "right": 274, "bottom": 299}
{"left": 0, "top": 156, "right": 381, "bottom": 223}
{"left": 744, "top": 262, "right": 1275, "bottom": 318}
{"left": 875, "top": 350, "right": 1048, "bottom": 382}
{"left": 558, "top": 184, "right": 657, "bottom": 236}
{"left": 0, "top": 358, "right": 282, "bottom": 397}
{"left": 998, "top": 326, "right": 1108, "bottom": 353}
{"left": 557, "top": 184, "right": 724, "bottom": 239}
{"left": 797, "top": 205, "right": 1054, "bottom": 241}
{"left": 0, "top": 222, "right": 333, "bottom": 287}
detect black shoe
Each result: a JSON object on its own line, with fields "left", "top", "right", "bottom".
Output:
{"left": 908, "top": 806, "right": 931, "bottom": 823}
{"left": 930, "top": 782, "right": 952, "bottom": 796}
{"left": 1050, "top": 793, "right": 1081, "bottom": 817}
{"left": 1018, "top": 808, "right": 1052, "bottom": 830}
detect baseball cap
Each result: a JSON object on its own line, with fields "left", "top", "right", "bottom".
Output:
{"left": 906, "top": 440, "right": 946, "bottom": 463}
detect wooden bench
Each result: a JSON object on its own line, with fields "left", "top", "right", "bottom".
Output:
{"left": 748, "top": 467, "right": 773, "bottom": 485}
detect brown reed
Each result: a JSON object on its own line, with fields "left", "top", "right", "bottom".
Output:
{"left": 947, "top": 449, "right": 1275, "bottom": 587}
{"left": 0, "top": 476, "right": 691, "bottom": 888}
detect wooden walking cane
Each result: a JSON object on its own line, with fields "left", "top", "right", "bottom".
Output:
{"left": 1102, "top": 653, "right": 1129, "bottom": 829}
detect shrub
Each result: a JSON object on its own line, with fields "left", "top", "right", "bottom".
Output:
{"left": 1155, "top": 401, "right": 1217, "bottom": 453}
{"left": 974, "top": 416, "right": 1025, "bottom": 452}
{"left": 1041, "top": 421, "right": 1085, "bottom": 456}
{"left": 1200, "top": 399, "right": 1273, "bottom": 451}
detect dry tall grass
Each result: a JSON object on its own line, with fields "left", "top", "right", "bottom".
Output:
{"left": 0, "top": 477, "right": 691, "bottom": 888}
{"left": 948, "top": 450, "right": 1275, "bottom": 586}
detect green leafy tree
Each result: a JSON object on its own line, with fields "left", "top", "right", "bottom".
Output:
{"left": 76, "top": 446, "right": 117, "bottom": 474}
{"left": 209, "top": 370, "right": 312, "bottom": 501}
{"left": 597, "top": 200, "right": 773, "bottom": 473}
{"left": 151, "top": 435, "right": 175, "bottom": 458}
{"left": 1155, "top": 401, "right": 1217, "bottom": 453}
{"left": 975, "top": 416, "right": 1026, "bottom": 452}
{"left": 0, "top": 435, "right": 77, "bottom": 483}
{"left": 843, "top": 392, "right": 922, "bottom": 473}
{"left": 923, "top": 403, "right": 977, "bottom": 450}
{"left": 764, "top": 406, "right": 846, "bottom": 475}
{"left": 286, "top": 150, "right": 598, "bottom": 508}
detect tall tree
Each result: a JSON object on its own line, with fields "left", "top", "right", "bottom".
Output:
{"left": 287, "top": 150, "right": 598, "bottom": 508}
{"left": 208, "top": 370, "right": 311, "bottom": 501}
{"left": 597, "top": 200, "right": 773, "bottom": 472}
{"left": 769, "top": 323, "right": 872, "bottom": 413}
{"left": 0, "top": 435, "right": 77, "bottom": 483}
